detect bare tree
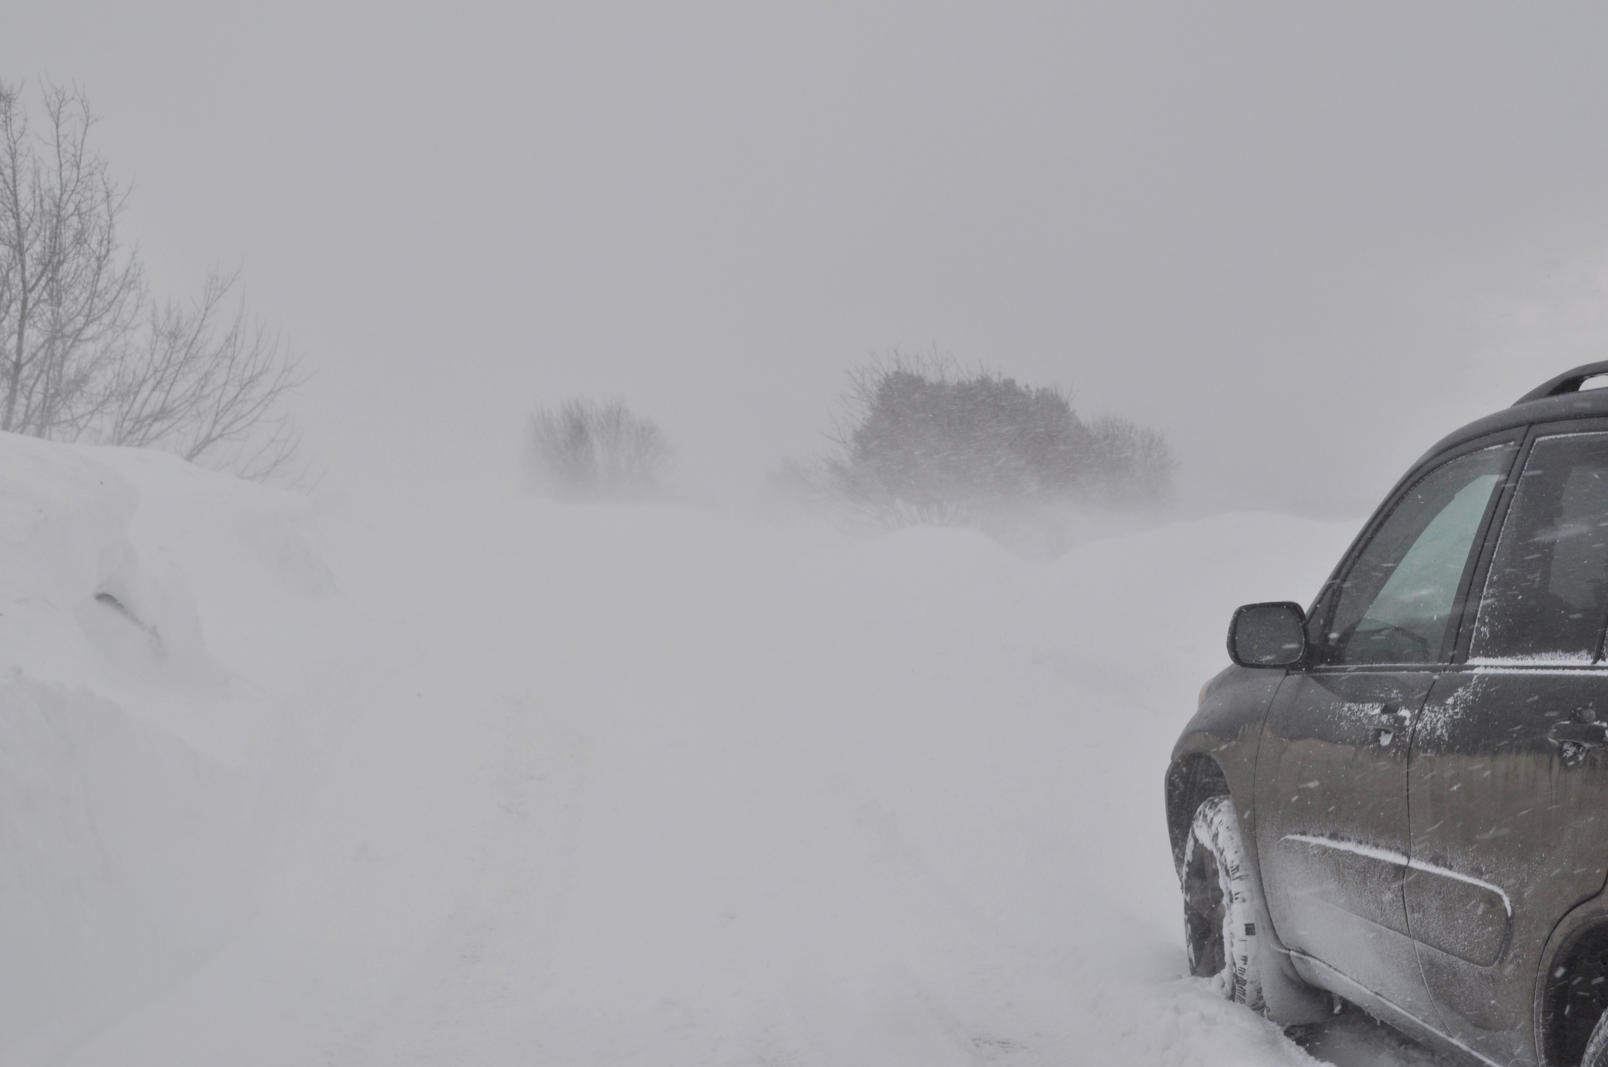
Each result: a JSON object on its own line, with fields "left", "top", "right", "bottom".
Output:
{"left": 527, "top": 397, "right": 671, "bottom": 497}
{"left": 0, "top": 81, "right": 141, "bottom": 439}
{"left": 107, "top": 270, "right": 303, "bottom": 480}
{"left": 0, "top": 79, "right": 303, "bottom": 479}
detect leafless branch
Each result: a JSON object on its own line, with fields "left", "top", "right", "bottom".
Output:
{"left": 0, "top": 80, "right": 304, "bottom": 481}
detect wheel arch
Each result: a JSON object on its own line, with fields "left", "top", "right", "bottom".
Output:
{"left": 1537, "top": 898, "right": 1608, "bottom": 1066}
{"left": 1165, "top": 752, "right": 1231, "bottom": 876}
{"left": 1164, "top": 739, "right": 1331, "bottom": 1027}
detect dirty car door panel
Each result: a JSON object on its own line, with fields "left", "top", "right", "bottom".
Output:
{"left": 1408, "top": 431, "right": 1608, "bottom": 1063}
{"left": 1257, "top": 442, "right": 1517, "bottom": 1020}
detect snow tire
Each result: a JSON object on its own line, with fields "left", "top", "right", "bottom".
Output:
{"left": 1182, "top": 794, "right": 1266, "bottom": 1013}
{"left": 1583, "top": 1009, "right": 1608, "bottom": 1066}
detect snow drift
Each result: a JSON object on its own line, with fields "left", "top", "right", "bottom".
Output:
{"left": 0, "top": 431, "right": 1447, "bottom": 1066}
{"left": 0, "top": 435, "right": 332, "bottom": 1064}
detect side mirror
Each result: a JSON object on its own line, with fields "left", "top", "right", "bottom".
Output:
{"left": 1229, "top": 602, "right": 1308, "bottom": 668}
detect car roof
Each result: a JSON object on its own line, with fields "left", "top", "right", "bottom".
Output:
{"left": 1419, "top": 361, "right": 1608, "bottom": 465}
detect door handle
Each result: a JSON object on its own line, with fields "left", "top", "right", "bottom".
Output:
{"left": 1549, "top": 719, "right": 1608, "bottom": 766}
{"left": 1376, "top": 704, "right": 1411, "bottom": 748}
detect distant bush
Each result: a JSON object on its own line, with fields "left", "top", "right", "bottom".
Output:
{"left": 526, "top": 398, "right": 671, "bottom": 497}
{"left": 822, "top": 354, "right": 1172, "bottom": 524}
{"left": 1086, "top": 414, "right": 1177, "bottom": 507}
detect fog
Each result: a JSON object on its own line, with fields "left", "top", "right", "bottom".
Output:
{"left": 8, "top": 2, "right": 1608, "bottom": 509}
{"left": 6, "top": 6, "right": 1608, "bottom": 1067}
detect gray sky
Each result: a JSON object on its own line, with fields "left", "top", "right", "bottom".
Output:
{"left": 7, "top": 1, "right": 1608, "bottom": 511}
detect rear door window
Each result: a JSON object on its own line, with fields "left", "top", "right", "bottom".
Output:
{"left": 1470, "top": 432, "right": 1608, "bottom": 664}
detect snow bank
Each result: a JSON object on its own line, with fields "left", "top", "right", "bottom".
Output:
{"left": 1, "top": 434, "right": 1438, "bottom": 1066}
{"left": 0, "top": 433, "right": 329, "bottom": 1064}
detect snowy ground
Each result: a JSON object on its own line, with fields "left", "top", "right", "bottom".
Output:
{"left": 0, "top": 434, "right": 1458, "bottom": 1066}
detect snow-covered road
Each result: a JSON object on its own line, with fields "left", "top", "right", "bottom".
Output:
{"left": 0, "top": 439, "right": 1458, "bottom": 1065}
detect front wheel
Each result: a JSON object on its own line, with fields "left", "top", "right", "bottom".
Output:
{"left": 1182, "top": 794, "right": 1266, "bottom": 1012}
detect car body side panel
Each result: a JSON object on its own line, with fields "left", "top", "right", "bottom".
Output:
{"left": 1255, "top": 669, "right": 1441, "bottom": 1023}
{"left": 1169, "top": 665, "right": 1336, "bottom": 1026}
{"left": 1169, "top": 665, "right": 1286, "bottom": 871}
{"left": 1289, "top": 952, "right": 1509, "bottom": 1067}
{"left": 1407, "top": 667, "right": 1608, "bottom": 1065}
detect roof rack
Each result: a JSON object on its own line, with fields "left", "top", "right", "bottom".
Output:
{"left": 1515, "top": 362, "right": 1608, "bottom": 405}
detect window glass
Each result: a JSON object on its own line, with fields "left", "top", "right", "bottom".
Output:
{"left": 1471, "top": 434, "right": 1608, "bottom": 664}
{"left": 1321, "top": 445, "right": 1515, "bottom": 666}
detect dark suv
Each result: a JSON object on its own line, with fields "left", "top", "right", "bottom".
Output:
{"left": 1166, "top": 363, "right": 1608, "bottom": 1067}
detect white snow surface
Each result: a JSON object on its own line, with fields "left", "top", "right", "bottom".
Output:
{"left": 0, "top": 433, "right": 1453, "bottom": 1066}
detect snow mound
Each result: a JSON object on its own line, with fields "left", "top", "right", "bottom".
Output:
{"left": 0, "top": 439, "right": 1409, "bottom": 1066}
{"left": 0, "top": 432, "right": 328, "bottom": 1065}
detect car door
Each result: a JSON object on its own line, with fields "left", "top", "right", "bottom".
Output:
{"left": 1256, "top": 438, "right": 1518, "bottom": 1023}
{"left": 1408, "top": 428, "right": 1608, "bottom": 1065}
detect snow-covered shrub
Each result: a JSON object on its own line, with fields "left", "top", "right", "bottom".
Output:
{"left": 1086, "top": 415, "right": 1177, "bottom": 508}
{"left": 821, "top": 354, "right": 1173, "bottom": 526}
{"left": 526, "top": 398, "right": 672, "bottom": 498}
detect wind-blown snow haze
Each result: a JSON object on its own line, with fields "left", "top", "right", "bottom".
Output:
{"left": 8, "top": 2, "right": 1608, "bottom": 502}
{"left": 0, "top": 2, "right": 1599, "bottom": 1064}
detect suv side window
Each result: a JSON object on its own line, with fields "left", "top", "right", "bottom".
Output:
{"left": 1317, "top": 444, "right": 1516, "bottom": 666}
{"left": 1470, "top": 432, "right": 1608, "bottom": 663}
